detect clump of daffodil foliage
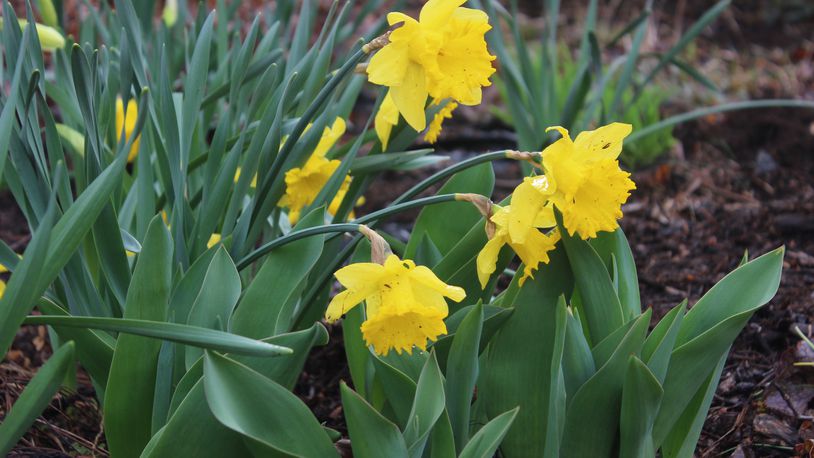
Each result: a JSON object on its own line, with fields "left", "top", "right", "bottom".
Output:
{"left": 0, "top": 0, "right": 791, "bottom": 457}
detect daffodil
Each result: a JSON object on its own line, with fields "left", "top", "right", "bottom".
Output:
{"left": 280, "top": 118, "right": 363, "bottom": 224}
{"left": 424, "top": 100, "right": 458, "bottom": 144}
{"left": 325, "top": 254, "right": 466, "bottom": 355}
{"left": 367, "top": 0, "right": 495, "bottom": 134}
{"left": 476, "top": 203, "right": 560, "bottom": 288}
{"left": 0, "top": 280, "right": 5, "bottom": 299}
{"left": 115, "top": 96, "right": 140, "bottom": 163}
{"left": 541, "top": 123, "right": 636, "bottom": 239}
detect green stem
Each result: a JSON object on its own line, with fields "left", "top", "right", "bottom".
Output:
{"left": 393, "top": 150, "right": 515, "bottom": 204}
{"left": 237, "top": 223, "right": 361, "bottom": 270}
{"left": 237, "top": 193, "right": 462, "bottom": 270}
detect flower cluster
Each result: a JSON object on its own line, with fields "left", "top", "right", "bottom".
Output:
{"left": 477, "top": 123, "right": 636, "bottom": 285}
{"left": 367, "top": 0, "right": 495, "bottom": 147}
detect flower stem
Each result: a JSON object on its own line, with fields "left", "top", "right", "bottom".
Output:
{"left": 237, "top": 223, "right": 362, "bottom": 270}
{"left": 237, "top": 194, "right": 462, "bottom": 271}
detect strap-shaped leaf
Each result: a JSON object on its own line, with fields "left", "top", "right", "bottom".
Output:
{"left": 481, "top": 249, "right": 570, "bottom": 457}
{"left": 342, "top": 382, "right": 410, "bottom": 458}
{"left": 202, "top": 351, "right": 338, "bottom": 457}
{"left": 104, "top": 216, "right": 173, "bottom": 458}
{"left": 404, "top": 351, "right": 446, "bottom": 455}
{"left": 619, "top": 356, "right": 663, "bottom": 458}
{"left": 445, "top": 302, "right": 483, "bottom": 452}
{"left": 458, "top": 407, "right": 519, "bottom": 458}
{"left": 653, "top": 248, "right": 783, "bottom": 446}
{"left": 560, "top": 310, "right": 651, "bottom": 457}
{"left": 558, "top": 214, "right": 625, "bottom": 345}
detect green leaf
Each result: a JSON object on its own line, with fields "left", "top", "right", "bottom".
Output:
{"left": 677, "top": 248, "right": 784, "bottom": 345}
{"left": 231, "top": 209, "right": 326, "bottom": 338}
{"left": 445, "top": 302, "right": 483, "bottom": 452}
{"left": 341, "top": 382, "right": 409, "bottom": 458}
{"left": 560, "top": 310, "right": 651, "bottom": 458}
{"left": 433, "top": 304, "right": 513, "bottom": 368}
{"left": 458, "top": 407, "right": 519, "bottom": 458}
{"left": 180, "top": 12, "right": 214, "bottom": 167}
{"left": 40, "top": 156, "right": 127, "bottom": 292}
{"left": 653, "top": 248, "right": 783, "bottom": 446}
{"left": 23, "top": 316, "right": 293, "bottom": 357}
{"left": 372, "top": 354, "right": 418, "bottom": 428}
{"left": 559, "top": 215, "right": 625, "bottom": 345}
{"left": 619, "top": 356, "right": 663, "bottom": 458}
{"left": 404, "top": 351, "right": 446, "bottom": 456}
{"left": 561, "top": 307, "right": 595, "bottom": 400}
{"left": 641, "top": 300, "right": 686, "bottom": 383}
{"left": 104, "top": 216, "right": 173, "bottom": 458}
{"left": 203, "top": 351, "right": 339, "bottom": 457}
{"left": 405, "top": 163, "right": 494, "bottom": 258}
{"left": 0, "top": 192, "right": 56, "bottom": 353}
{"left": 144, "top": 381, "right": 252, "bottom": 458}
{"left": 660, "top": 351, "right": 727, "bottom": 458}
{"left": 36, "top": 298, "right": 114, "bottom": 390}
{"left": 235, "top": 322, "right": 329, "bottom": 390}
{"left": 185, "top": 247, "right": 241, "bottom": 368}
{"left": 588, "top": 227, "right": 641, "bottom": 319}
{"left": 481, "top": 249, "right": 570, "bottom": 457}
{"left": 0, "top": 342, "right": 75, "bottom": 455}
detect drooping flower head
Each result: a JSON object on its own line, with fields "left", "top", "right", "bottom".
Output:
{"left": 367, "top": 0, "right": 495, "bottom": 145}
{"left": 541, "top": 123, "right": 636, "bottom": 239}
{"left": 325, "top": 254, "right": 466, "bottom": 356}
{"left": 476, "top": 202, "right": 560, "bottom": 289}
{"left": 279, "top": 118, "right": 363, "bottom": 224}
{"left": 115, "top": 96, "right": 140, "bottom": 163}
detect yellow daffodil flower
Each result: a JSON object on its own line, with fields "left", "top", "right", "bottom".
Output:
{"left": 367, "top": 0, "right": 495, "bottom": 134}
{"left": 325, "top": 254, "right": 466, "bottom": 355}
{"left": 476, "top": 204, "right": 560, "bottom": 288}
{"left": 424, "top": 100, "right": 458, "bottom": 144}
{"left": 541, "top": 123, "right": 636, "bottom": 239}
{"left": 115, "top": 96, "right": 140, "bottom": 163}
{"left": 279, "top": 118, "right": 362, "bottom": 224}
{"left": 0, "top": 280, "right": 5, "bottom": 299}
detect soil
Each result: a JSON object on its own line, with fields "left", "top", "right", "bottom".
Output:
{"left": 3, "top": 2, "right": 814, "bottom": 457}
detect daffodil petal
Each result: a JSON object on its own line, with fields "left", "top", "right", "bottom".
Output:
{"left": 573, "top": 122, "right": 632, "bottom": 160}
{"left": 410, "top": 264, "right": 466, "bottom": 302}
{"left": 390, "top": 62, "right": 428, "bottom": 131}
{"left": 476, "top": 234, "right": 506, "bottom": 289}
